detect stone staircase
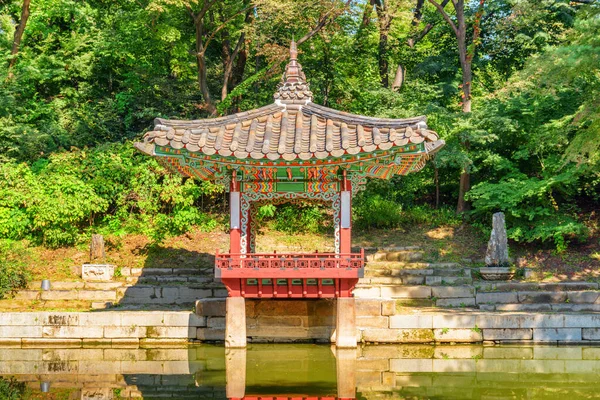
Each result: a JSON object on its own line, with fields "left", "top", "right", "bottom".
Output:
{"left": 10, "top": 266, "right": 225, "bottom": 310}
{"left": 357, "top": 246, "right": 600, "bottom": 311}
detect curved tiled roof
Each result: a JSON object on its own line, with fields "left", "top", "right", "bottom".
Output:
{"left": 135, "top": 41, "right": 444, "bottom": 162}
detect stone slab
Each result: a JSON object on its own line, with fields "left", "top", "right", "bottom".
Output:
{"left": 380, "top": 286, "right": 431, "bottom": 299}
{"left": 475, "top": 292, "right": 518, "bottom": 304}
{"left": 433, "top": 329, "right": 482, "bottom": 343}
{"left": 436, "top": 298, "right": 476, "bottom": 307}
{"left": 389, "top": 315, "right": 433, "bottom": 329}
{"left": 567, "top": 291, "right": 600, "bottom": 304}
{"left": 431, "top": 286, "right": 474, "bottom": 298}
{"left": 517, "top": 291, "right": 567, "bottom": 303}
{"left": 483, "top": 328, "right": 533, "bottom": 340}
{"left": 532, "top": 328, "right": 582, "bottom": 342}
{"left": 582, "top": 328, "right": 600, "bottom": 340}
{"left": 361, "top": 328, "right": 434, "bottom": 343}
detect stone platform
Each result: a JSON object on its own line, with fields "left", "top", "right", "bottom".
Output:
{"left": 1, "top": 306, "right": 599, "bottom": 345}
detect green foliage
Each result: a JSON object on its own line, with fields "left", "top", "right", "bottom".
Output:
{"left": 0, "top": 0, "right": 597, "bottom": 250}
{"left": 354, "top": 194, "right": 402, "bottom": 229}
{"left": 0, "top": 377, "right": 27, "bottom": 400}
{"left": 271, "top": 203, "right": 328, "bottom": 235}
{"left": 0, "top": 240, "right": 31, "bottom": 300}
{"left": 0, "top": 143, "right": 221, "bottom": 246}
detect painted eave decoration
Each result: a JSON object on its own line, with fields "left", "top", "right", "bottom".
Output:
{"left": 134, "top": 40, "right": 444, "bottom": 183}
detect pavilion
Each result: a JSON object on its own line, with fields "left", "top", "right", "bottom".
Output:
{"left": 135, "top": 41, "right": 444, "bottom": 348}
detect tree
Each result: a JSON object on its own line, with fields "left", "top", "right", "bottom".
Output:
{"left": 422, "top": 0, "right": 485, "bottom": 213}
{"left": 6, "top": 0, "right": 30, "bottom": 79}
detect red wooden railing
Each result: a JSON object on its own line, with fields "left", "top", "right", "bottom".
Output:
{"left": 215, "top": 249, "right": 365, "bottom": 271}
{"left": 214, "top": 250, "right": 364, "bottom": 298}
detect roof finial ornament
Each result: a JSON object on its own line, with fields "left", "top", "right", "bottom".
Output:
{"left": 274, "top": 39, "right": 313, "bottom": 102}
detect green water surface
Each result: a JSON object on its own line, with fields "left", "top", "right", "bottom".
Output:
{"left": 1, "top": 344, "right": 600, "bottom": 399}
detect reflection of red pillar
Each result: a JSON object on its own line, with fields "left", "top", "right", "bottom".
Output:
{"left": 229, "top": 172, "right": 241, "bottom": 255}
{"left": 340, "top": 172, "right": 352, "bottom": 256}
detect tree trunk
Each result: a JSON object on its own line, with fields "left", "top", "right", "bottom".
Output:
{"left": 434, "top": 163, "right": 440, "bottom": 209}
{"left": 456, "top": 170, "right": 470, "bottom": 213}
{"left": 7, "top": 0, "right": 31, "bottom": 77}
{"left": 193, "top": 18, "right": 216, "bottom": 115}
{"left": 378, "top": 29, "right": 389, "bottom": 87}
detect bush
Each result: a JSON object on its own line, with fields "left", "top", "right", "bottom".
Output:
{"left": 353, "top": 194, "right": 402, "bottom": 229}
{"left": 271, "top": 203, "right": 328, "bottom": 234}
{"left": 0, "top": 377, "right": 27, "bottom": 400}
{"left": 0, "top": 143, "right": 222, "bottom": 247}
{"left": 0, "top": 240, "right": 30, "bottom": 300}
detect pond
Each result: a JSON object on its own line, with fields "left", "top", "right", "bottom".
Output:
{"left": 1, "top": 344, "right": 599, "bottom": 399}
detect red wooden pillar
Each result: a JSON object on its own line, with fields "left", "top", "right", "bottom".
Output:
{"left": 340, "top": 171, "right": 352, "bottom": 256}
{"left": 230, "top": 172, "right": 241, "bottom": 255}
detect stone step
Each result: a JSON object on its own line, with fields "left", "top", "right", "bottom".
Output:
{"left": 366, "top": 267, "right": 471, "bottom": 279}
{"left": 361, "top": 275, "right": 473, "bottom": 286}
{"left": 366, "top": 250, "right": 424, "bottom": 262}
{"left": 477, "top": 281, "right": 599, "bottom": 292}
{"left": 366, "top": 261, "right": 462, "bottom": 270}
{"left": 120, "top": 267, "right": 212, "bottom": 277}
{"left": 361, "top": 245, "right": 421, "bottom": 252}
{"left": 12, "top": 284, "right": 227, "bottom": 304}
{"left": 476, "top": 290, "right": 600, "bottom": 305}
{"left": 480, "top": 303, "right": 600, "bottom": 312}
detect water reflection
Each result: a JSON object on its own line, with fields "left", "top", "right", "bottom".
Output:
{"left": 1, "top": 344, "right": 600, "bottom": 399}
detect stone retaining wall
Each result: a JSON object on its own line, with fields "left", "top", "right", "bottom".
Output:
{"left": 2, "top": 300, "right": 600, "bottom": 345}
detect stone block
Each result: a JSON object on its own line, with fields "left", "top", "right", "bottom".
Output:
{"left": 552, "top": 304, "right": 600, "bottom": 312}
{"left": 389, "top": 315, "right": 433, "bottom": 329}
{"left": 476, "top": 359, "right": 522, "bottom": 373}
{"left": 178, "top": 287, "right": 212, "bottom": 302}
{"left": 41, "top": 291, "right": 77, "bottom": 301}
{"left": 1, "top": 313, "right": 39, "bottom": 325}
{"left": 22, "top": 338, "right": 82, "bottom": 348}
{"left": 79, "top": 312, "right": 121, "bottom": 326}
{"left": 12, "top": 290, "right": 39, "bottom": 300}
{"left": 369, "top": 277, "right": 403, "bottom": 285}
{"left": 207, "top": 317, "right": 226, "bottom": 329}
{"left": 432, "top": 286, "right": 474, "bottom": 298}
{"left": 146, "top": 326, "right": 195, "bottom": 339}
{"left": 521, "top": 359, "right": 566, "bottom": 374}
{"left": 110, "top": 338, "right": 139, "bottom": 348}
{"left": 436, "top": 298, "right": 476, "bottom": 307}
{"left": 403, "top": 276, "right": 425, "bottom": 285}
{"left": 84, "top": 282, "right": 123, "bottom": 290}
{"left": 540, "top": 282, "right": 599, "bottom": 291}
{"left": 389, "top": 358, "right": 433, "bottom": 373}
{"left": 564, "top": 314, "right": 600, "bottom": 328}
{"left": 78, "top": 290, "right": 117, "bottom": 301}
{"left": 483, "top": 328, "right": 532, "bottom": 340}
{"left": 476, "top": 316, "right": 522, "bottom": 331}
{"left": 583, "top": 348, "right": 600, "bottom": 359}
{"left": 518, "top": 291, "right": 567, "bottom": 303}
{"left": 432, "top": 314, "right": 476, "bottom": 329}
{"left": 120, "top": 312, "right": 165, "bottom": 327}
{"left": 118, "top": 286, "right": 156, "bottom": 299}
{"left": 361, "top": 328, "right": 434, "bottom": 343}
{"left": 475, "top": 292, "right": 518, "bottom": 304}
{"left": 355, "top": 299, "right": 384, "bottom": 317}
{"left": 212, "top": 288, "right": 229, "bottom": 298}
{"left": 356, "top": 316, "right": 389, "bottom": 328}
{"left": 196, "top": 299, "right": 226, "bottom": 317}
{"left": 82, "top": 339, "right": 112, "bottom": 347}
{"left": 380, "top": 286, "right": 431, "bottom": 299}
{"left": 42, "top": 326, "right": 103, "bottom": 339}
{"left": 82, "top": 264, "right": 115, "bottom": 281}
{"left": 42, "top": 348, "right": 104, "bottom": 361}
{"left": 257, "top": 316, "right": 303, "bottom": 327}
{"left": 381, "top": 300, "right": 395, "bottom": 316}
{"left": 0, "top": 325, "right": 42, "bottom": 338}
{"left": 433, "top": 329, "right": 482, "bottom": 343}
{"left": 582, "top": 328, "right": 600, "bottom": 340}
{"left": 567, "top": 291, "right": 600, "bottom": 304}
{"left": 143, "top": 268, "right": 173, "bottom": 275}
{"left": 532, "top": 328, "right": 582, "bottom": 342}
{"left": 518, "top": 315, "right": 565, "bottom": 328}
{"left": 495, "top": 304, "right": 552, "bottom": 311}
{"left": 353, "top": 286, "right": 381, "bottom": 298}
{"left": 103, "top": 326, "right": 147, "bottom": 338}
{"left": 43, "top": 313, "right": 79, "bottom": 326}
